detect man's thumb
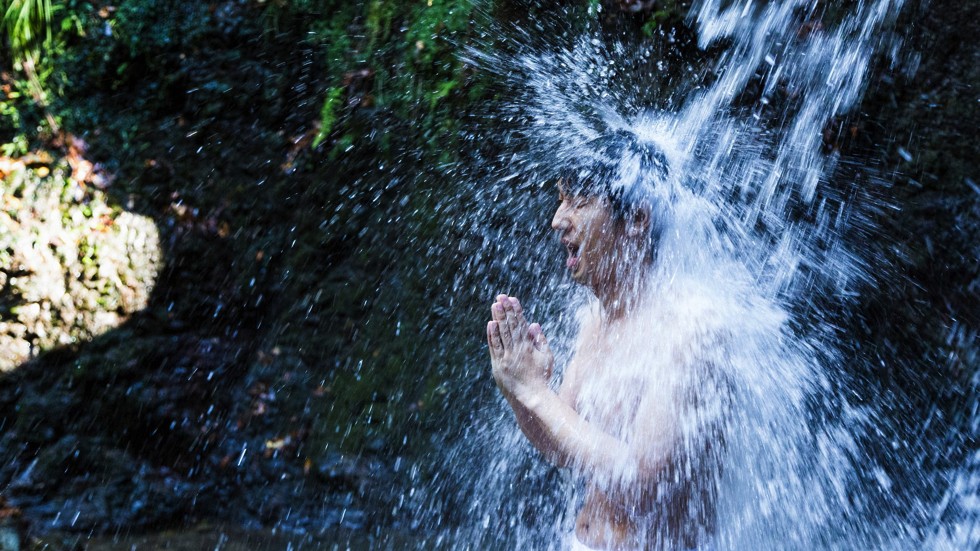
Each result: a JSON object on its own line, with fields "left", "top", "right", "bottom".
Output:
{"left": 528, "top": 323, "right": 549, "bottom": 351}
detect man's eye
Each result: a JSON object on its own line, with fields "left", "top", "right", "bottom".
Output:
{"left": 574, "top": 198, "right": 589, "bottom": 208}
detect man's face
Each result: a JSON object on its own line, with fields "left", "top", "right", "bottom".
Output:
{"left": 551, "top": 187, "right": 622, "bottom": 287}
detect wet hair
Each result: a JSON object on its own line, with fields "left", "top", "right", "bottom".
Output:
{"left": 557, "top": 129, "right": 670, "bottom": 219}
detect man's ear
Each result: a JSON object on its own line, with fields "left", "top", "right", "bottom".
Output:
{"left": 626, "top": 203, "right": 651, "bottom": 237}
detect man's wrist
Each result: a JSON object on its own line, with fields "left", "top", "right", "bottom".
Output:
{"left": 512, "top": 380, "right": 552, "bottom": 408}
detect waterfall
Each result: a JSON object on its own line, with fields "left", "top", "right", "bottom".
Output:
{"left": 412, "top": 1, "right": 977, "bottom": 549}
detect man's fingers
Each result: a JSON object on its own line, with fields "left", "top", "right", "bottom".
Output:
{"left": 491, "top": 301, "right": 505, "bottom": 322}
{"left": 509, "top": 297, "right": 530, "bottom": 336}
{"left": 502, "top": 296, "right": 526, "bottom": 345}
{"left": 528, "top": 322, "right": 549, "bottom": 351}
{"left": 528, "top": 323, "right": 553, "bottom": 378}
{"left": 487, "top": 321, "right": 503, "bottom": 358}
{"left": 492, "top": 302, "right": 513, "bottom": 348}
{"left": 491, "top": 294, "right": 535, "bottom": 354}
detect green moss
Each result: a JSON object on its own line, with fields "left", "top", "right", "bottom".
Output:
{"left": 312, "top": 86, "right": 345, "bottom": 148}
{"left": 641, "top": 1, "right": 683, "bottom": 36}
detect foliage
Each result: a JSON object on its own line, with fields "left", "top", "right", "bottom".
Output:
{"left": 1, "top": 0, "right": 87, "bottom": 147}
{"left": 267, "top": 0, "right": 488, "bottom": 159}
{"left": 1, "top": 0, "right": 53, "bottom": 139}
{"left": 2, "top": 0, "right": 494, "bottom": 165}
{"left": 2, "top": 0, "right": 53, "bottom": 65}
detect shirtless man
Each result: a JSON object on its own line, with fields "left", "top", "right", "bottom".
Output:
{"left": 486, "top": 132, "right": 724, "bottom": 550}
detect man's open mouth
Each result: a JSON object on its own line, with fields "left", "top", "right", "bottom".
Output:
{"left": 565, "top": 241, "right": 580, "bottom": 269}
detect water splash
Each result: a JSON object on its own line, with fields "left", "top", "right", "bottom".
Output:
{"left": 414, "top": 1, "right": 975, "bottom": 549}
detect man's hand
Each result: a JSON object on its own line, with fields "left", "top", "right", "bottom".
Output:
{"left": 487, "top": 294, "right": 554, "bottom": 396}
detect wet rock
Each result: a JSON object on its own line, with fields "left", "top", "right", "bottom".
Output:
{"left": 315, "top": 452, "right": 388, "bottom": 494}
{"left": 0, "top": 526, "right": 20, "bottom": 551}
{"left": 0, "top": 497, "right": 27, "bottom": 551}
{"left": 8, "top": 450, "right": 193, "bottom": 533}
{"left": 615, "top": 0, "right": 657, "bottom": 13}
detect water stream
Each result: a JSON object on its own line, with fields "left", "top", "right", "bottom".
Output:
{"left": 414, "top": 1, "right": 977, "bottom": 549}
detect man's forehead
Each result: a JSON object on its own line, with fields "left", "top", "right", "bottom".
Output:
{"left": 556, "top": 177, "right": 587, "bottom": 195}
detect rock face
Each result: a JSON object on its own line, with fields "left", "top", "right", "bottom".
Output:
{"left": 0, "top": 161, "right": 161, "bottom": 370}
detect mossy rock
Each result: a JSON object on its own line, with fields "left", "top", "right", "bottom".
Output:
{"left": 0, "top": 159, "right": 161, "bottom": 371}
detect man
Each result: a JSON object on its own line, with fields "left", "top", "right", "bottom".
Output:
{"left": 486, "top": 131, "right": 728, "bottom": 550}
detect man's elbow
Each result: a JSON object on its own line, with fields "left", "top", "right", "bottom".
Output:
{"left": 634, "top": 451, "right": 674, "bottom": 486}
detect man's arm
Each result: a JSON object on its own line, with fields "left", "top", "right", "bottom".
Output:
{"left": 487, "top": 295, "right": 674, "bottom": 485}
{"left": 507, "top": 381, "right": 674, "bottom": 486}
{"left": 496, "top": 320, "right": 582, "bottom": 468}
{"left": 498, "top": 386, "right": 574, "bottom": 467}
{"left": 486, "top": 294, "right": 571, "bottom": 466}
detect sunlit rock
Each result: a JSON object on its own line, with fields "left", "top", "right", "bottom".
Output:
{"left": 0, "top": 159, "right": 161, "bottom": 371}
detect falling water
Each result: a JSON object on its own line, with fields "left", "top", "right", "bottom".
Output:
{"left": 405, "top": 1, "right": 977, "bottom": 550}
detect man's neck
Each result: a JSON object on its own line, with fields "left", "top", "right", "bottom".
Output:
{"left": 593, "top": 260, "right": 653, "bottom": 323}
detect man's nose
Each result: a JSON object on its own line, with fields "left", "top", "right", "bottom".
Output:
{"left": 551, "top": 204, "right": 569, "bottom": 231}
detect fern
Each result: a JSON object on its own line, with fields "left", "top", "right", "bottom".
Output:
{"left": 2, "top": 0, "right": 53, "bottom": 64}
{"left": 2, "top": 0, "right": 57, "bottom": 132}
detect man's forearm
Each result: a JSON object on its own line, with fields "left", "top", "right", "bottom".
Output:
{"left": 506, "top": 383, "right": 665, "bottom": 482}
{"left": 515, "top": 383, "right": 627, "bottom": 468}
{"left": 501, "top": 386, "right": 572, "bottom": 468}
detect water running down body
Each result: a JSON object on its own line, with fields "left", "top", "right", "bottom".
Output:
{"left": 465, "top": 0, "right": 977, "bottom": 548}
{"left": 487, "top": 133, "right": 735, "bottom": 550}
